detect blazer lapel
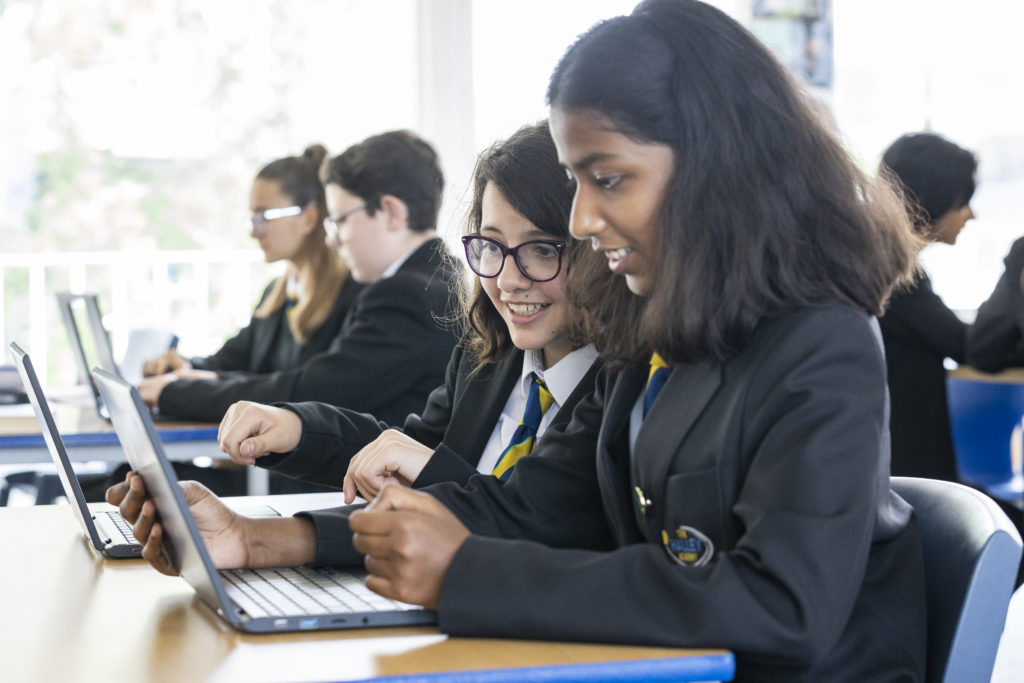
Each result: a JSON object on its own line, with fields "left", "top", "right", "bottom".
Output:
{"left": 250, "top": 308, "right": 283, "bottom": 372}
{"left": 596, "top": 363, "right": 648, "bottom": 546}
{"left": 631, "top": 361, "right": 723, "bottom": 535}
{"left": 447, "top": 350, "right": 523, "bottom": 467}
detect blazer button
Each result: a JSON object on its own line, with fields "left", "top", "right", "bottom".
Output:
{"left": 633, "top": 485, "right": 652, "bottom": 516}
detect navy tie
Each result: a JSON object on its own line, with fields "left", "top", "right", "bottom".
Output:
{"left": 644, "top": 352, "right": 671, "bottom": 417}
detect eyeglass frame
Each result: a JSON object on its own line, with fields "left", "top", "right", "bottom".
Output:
{"left": 249, "top": 205, "right": 304, "bottom": 236}
{"left": 323, "top": 200, "right": 371, "bottom": 242}
{"left": 461, "top": 234, "right": 568, "bottom": 283}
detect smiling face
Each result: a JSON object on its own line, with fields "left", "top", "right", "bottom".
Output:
{"left": 249, "top": 178, "right": 314, "bottom": 263}
{"left": 549, "top": 107, "right": 676, "bottom": 296}
{"left": 478, "top": 182, "right": 573, "bottom": 369}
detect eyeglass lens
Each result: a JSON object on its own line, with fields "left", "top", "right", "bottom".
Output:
{"left": 463, "top": 236, "right": 564, "bottom": 282}
{"left": 250, "top": 205, "right": 302, "bottom": 235}
{"left": 323, "top": 201, "right": 368, "bottom": 241}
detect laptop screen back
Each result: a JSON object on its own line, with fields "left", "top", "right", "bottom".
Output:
{"left": 92, "top": 368, "right": 236, "bottom": 617}
{"left": 57, "top": 293, "right": 120, "bottom": 418}
{"left": 8, "top": 342, "right": 102, "bottom": 546}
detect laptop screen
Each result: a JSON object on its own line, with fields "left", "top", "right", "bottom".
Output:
{"left": 8, "top": 342, "right": 101, "bottom": 544}
{"left": 57, "top": 293, "right": 120, "bottom": 418}
{"left": 91, "top": 368, "right": 233, "bottom": 614}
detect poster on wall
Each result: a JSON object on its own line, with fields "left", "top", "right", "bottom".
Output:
{"left": 751, "top": 0, "right": 832, "bottom": 88}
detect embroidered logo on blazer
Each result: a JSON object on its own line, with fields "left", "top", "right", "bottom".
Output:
{"left": 661, "top": 526, "right": 714, "bottom": 567}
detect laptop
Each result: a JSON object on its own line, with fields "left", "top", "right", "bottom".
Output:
{"left": 10, "top": 342, "right": 142, "bottom": 558}
{"left": 91, "top": 367, "right": 437, "bottom": 633}
{"left": 57, "top": 293, "right": 177, "bottom": 421}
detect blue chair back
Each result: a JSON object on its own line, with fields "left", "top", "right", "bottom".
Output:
{"left": 892, "top": 477, "right": 1021, "bottom": 683}
{"left": 946, "top": 375, "right": 1024, "bottom": 486}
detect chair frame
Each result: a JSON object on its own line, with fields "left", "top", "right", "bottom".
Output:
{"left": 892, "top": 476, "right": 1022, "bottom": 683}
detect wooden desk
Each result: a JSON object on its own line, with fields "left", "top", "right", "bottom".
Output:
{"left": 0, "top": 497, "right": 734, "bottom": 683}
{"left": 948, "top": 365, "right": 1024, "bottom": 383}
{"left": 0, "top": 399, "right": 270, "bottom": 495}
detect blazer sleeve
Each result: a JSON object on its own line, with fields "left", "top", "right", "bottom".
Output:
{"left": 191, "top": 281, "right": 276, "bottom": 372}
{"left": 296, "top": 382, "right": 614, "bottom": 569}
{"left": 882, "top": 276, "right": 968, "bottom": 362}
{"left": 434, "top": 309, "right": 910, "bottom": 669}
{"left": 968, "top": 237, "right": 1024, "bottom": 372}
{"left": 156, "top": 273, "right": 453, "bottom": 422}
{"left": 256, "top": 347, "right": 464, "bottom": 488}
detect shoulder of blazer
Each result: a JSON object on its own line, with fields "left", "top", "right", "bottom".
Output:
{"left": 394, "top": 237, "right": 461, "bottom": 287}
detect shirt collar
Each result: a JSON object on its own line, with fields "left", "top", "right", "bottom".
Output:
{"left": 518, "top": 344, "right": 599, "bottom": 407}
{"left": 381, "top": 242, "right": 423, "bottom": 279}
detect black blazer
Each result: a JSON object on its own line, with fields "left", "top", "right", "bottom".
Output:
{"left": 968, "top": 236, "right": 1024, "bottom": 372}
{"left": 158, "top": 238, "right": 460, "bottom": 424}
{"left": 304, "top": 305, "right": 926, "bottom": 682}
{"left": 260, "top": 345, "right": 601, "bottom": 490}
{"left": 191, "top": 276, "right": 362, "bottom": 375}
{"left": 879, "top": 272, "right": 967, "bottom": 481}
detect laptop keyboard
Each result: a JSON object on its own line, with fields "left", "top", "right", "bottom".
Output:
{"left": 102, "top": 511, "right": 140, "bottom": 546}
{"left": 220, "top": 566, "right": 418, "bottom": 618}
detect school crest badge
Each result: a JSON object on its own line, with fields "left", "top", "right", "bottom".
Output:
{"left": 661, "top": 526, "right": 714, "bottom": 567}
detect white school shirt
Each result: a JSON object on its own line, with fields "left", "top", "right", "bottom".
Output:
{"left": 475, "top": 344, "right": 599, "bottom": 474}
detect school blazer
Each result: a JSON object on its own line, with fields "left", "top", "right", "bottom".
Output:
{"left": 968, "top": 236, "right": 1024, "bottom": 372}
{"left": 382, "top": 305, "right": 926, "bottom": 683}
{"left": 158, "top": 238, "right": 460, "bottom": 425}
{"left": 879, "top": 272, "right": 967, "bottom": 481}
{"left": 191, "top": 276, "right": 362, "bottom": 375}
{"left": 259, "top": 345, "right": 602, "bottom": 490}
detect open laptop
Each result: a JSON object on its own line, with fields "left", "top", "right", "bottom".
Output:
{"left": 92, "top": 367, "right": 437, "bottom": 633}
{"left": 57, "top": 292, "right": 177, "bottom": 420}
{"left": 10, "top": 342, "right": 142, "bottom": 558}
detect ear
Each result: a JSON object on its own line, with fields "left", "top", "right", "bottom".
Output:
{"left": 299, "top": 201, "right": 320, "bottom": 236}
{"left": 378, "top": 194, "right": 410, "bottom": 233}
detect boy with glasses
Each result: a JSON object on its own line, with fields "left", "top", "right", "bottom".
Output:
{"left": 139, "top": 130, "right": 459, "bottom": 427}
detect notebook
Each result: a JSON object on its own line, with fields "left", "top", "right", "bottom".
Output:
{"left": 91, "top": 367, "right": 437, "bottom": 633}
{"left": 56, "top": 292, "right": 177, "bottom": 420}
{"left": 10, "top": 342, "right": 142, "bottom": 558}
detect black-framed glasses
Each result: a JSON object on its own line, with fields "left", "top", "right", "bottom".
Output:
{"left": 323, "top": 201, "right": 369, "bottom": 241}
{"left": 249, "top": 205, "right": 303, "bottom": 236}
{"left": 461, "top": 235, "right": 567, "bottom": 283}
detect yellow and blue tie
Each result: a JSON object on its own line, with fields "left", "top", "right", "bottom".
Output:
{"left": 492, "top": 373, "right": 554, "bottom": 481}
{"left": 644, "top": 352, "right": 671, "bottom": 417}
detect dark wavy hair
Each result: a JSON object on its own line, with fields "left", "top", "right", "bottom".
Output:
{"left": 880, "top": 132, "right": 978, "bottom": 233}
{"left": 460, "top": 122, "right": 605, "bottom": 367}
{"left": 547, "top": 0, "right": 918, "bottom": 365}
{"left": 320, "top": 130, "right": 444, "bottom": 232}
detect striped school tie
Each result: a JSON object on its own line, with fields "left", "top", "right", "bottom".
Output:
{"left": 644, "top": 352, "right": 671, "bottom": 417}
{"left": 284, "top": 292, "right": 299, "bottom": 318}
{"left": 492, "top": 373, "right": 554, "bottom": 481}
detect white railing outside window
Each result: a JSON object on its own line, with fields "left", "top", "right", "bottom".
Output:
{"left": 0, "top": 249, "right": 279, "bottom": 387}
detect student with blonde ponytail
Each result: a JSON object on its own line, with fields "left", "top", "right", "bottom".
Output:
{"left": 140, "top": 144, "right": 361, "bottom": 415}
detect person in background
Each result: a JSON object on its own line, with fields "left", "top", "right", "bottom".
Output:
{"left": 878, "top": 132, "right": 978, "bottom": 481}
{"left": 141, "top": 144, "right": 360, "bottom": 384}
{"left": 138, "top": 130, "right": 459, "bottom": 426}
{"left": 112, "top": 2, "right": 926, "bottom": 679}
{"left": 214, "top": 121, "right": 608, "bottom": 503}
{"left": 967, "top": 237, "right": 1024, "bottom": 371}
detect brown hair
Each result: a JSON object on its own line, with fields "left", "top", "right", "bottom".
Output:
{"left": 458, "top": 122, "right": 608, "bottom": 368}
{"left": 253, "top": 144, "right": 348, "bottom": 344}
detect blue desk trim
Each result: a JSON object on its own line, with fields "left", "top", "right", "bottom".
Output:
{"left": 355, "top": 652, "right": 735, "bottom": 683}
{"left": 0, "top": 426, "right": 219, "bottom": 450}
